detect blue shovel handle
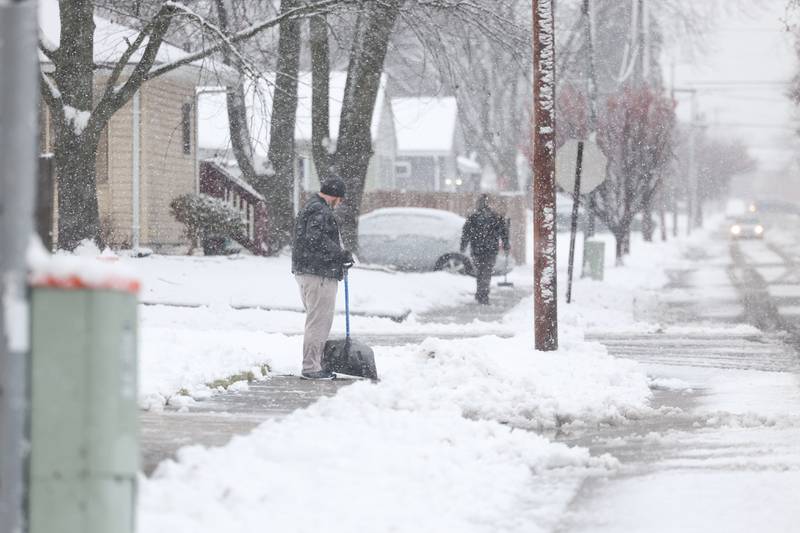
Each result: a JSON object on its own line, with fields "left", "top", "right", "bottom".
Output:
{"left": 344, "top": 269, "right": 350, "bottom": 340}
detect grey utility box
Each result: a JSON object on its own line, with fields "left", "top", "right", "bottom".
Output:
{"left": 582, "top": 240, "right": 606, "bottom": 281}
{"left": 29, "top": 287, "right": 138, "bottom": 533}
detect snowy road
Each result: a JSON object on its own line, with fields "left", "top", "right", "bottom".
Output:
{"left": 556, "top": 218, "right": 800, "bottom": 532}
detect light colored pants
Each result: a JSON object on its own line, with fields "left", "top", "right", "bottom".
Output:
{"left": 295, "top": 274, "right": 339, "bottom": 373}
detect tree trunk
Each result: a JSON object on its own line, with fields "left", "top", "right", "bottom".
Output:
{"left": 216, "top": 0, "right": 258, "bottom": 184}
{"left": 55, "top": 127, "right": 103, "bottom": 250}
{"left": 226, "top": 81, "right": 258, "bottom": 182}
{"left": 53, "top": 0, "right": 101, "bottom": 250}
{"left": 623, "top": 229, "right": 631, "bottom": 255}
{"left": 335, "top": 0, "right": 403, "bottom": 252}
{"left": 614, "top": 230, "right": 625, "bottom": 265}
{"left": 310, "top": 13, "right": 332, "bottom": 181}
{"left": 585, "top": 194, "right": 596, "bottom": 238}
{"left": 641, "top": 194, "right": 654, "bottom": 242}
{"left": 262, "top": 0, "right": 302, "bottom": 254}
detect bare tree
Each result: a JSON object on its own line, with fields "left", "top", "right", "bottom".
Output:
{"left": 592, "top": 85, "right": 675, "bottom": 260}
{"left": 310, "top": 11, "right": 334, "bottom": 180}
{"left": 334, "top": 0, "right": 404, "bottom": 252}
{"left": 386, "top": 1, "right": 532, "bottom": 192}
{"left": 262, "top": 0, "right": 303, "bottom": 253}
{"left": 215, "top": 0, "right": 258, "bottom": 185}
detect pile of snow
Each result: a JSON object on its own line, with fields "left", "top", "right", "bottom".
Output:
{"left": 140, "top": 356, "right": 622, "bottom": 533}
{"left": 374, "top": 335, "right": 652, "bottom": 430}
{"left": 138, "top": 327, "right": 300, "bottom": 409}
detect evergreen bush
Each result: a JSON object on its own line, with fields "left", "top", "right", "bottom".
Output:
{"left": 170, "top": 194, "right": 246, "bottom": 255}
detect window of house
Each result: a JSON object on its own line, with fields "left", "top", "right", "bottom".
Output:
{"left": 182, "top": 103, "right": 192, "bottom": 155}
{"left": 395, "top": 161, "right": 411, "bottom": 179}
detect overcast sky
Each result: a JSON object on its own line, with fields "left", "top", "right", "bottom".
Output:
{"left": 666, "top": 1, "right": 798, "bottom": 175}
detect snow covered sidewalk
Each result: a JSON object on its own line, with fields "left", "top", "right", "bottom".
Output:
{"left": 138, "top": 327, "right": 651, "bottom": 533}
{"left": 134, "top": 229, "right": 715, "bottom": 532}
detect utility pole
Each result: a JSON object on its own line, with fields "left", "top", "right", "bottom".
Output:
{"left": 673, "top": 88, "right": 699, "bottom": 235}
{"left": 0, "top": 0, "right": 39, "bottom": 532}
{"left": 687, "top": 92, "right": 698, "bottom": 234}
{"left": 532, "top": 0, "right": 558, "bottom": 351}
{"left": 635, "top": 0, "right": 646, "bottom": 84}
{"left": 670, "top": 59, "right": 679, "bottom": 238}
{"left": 581, "top": 0, "right": 598, "bottom": 244}
{"left": 584, "top": 0, "right": 598, "bottom": 128}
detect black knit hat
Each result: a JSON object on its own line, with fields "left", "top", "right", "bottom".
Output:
{"left": 320, "top": 177, "right": 346, "bottom": 198}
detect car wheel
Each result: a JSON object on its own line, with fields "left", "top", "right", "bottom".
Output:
{"left": 435, "top": 254, "right": 473, "bottom": 276}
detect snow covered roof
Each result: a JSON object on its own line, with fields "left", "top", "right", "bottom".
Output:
{"left": 38, "top": 0, "right": 200, "bottom": 68}
{"left": 457, "top": 156, "right": 481, "bottom": 175}
{"left": 198, "top": 72, "right": 388, "bottom": 156}
{"left": 393, "top": 97, "right": 458, "bottom": 154}
{"left": 361, "top": 207, "right": 466, "bottom": 226}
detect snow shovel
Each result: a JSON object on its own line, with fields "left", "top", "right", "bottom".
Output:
{"left": 322, "top": 268, "right": 378, "bottom": 380}
{"left": 498, "top": 218, "right": 514, "bottom": 288}
{"left": 498, "top": 252, "right": 514, "bottom": 288}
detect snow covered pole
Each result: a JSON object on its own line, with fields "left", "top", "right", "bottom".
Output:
{"left": 0, "top": 0, "right": 39, "bottom": 531}
{"left": 532, "top": 0, "right": 558, "bottom": 351}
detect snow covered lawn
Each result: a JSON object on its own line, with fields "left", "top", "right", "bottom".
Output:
{"left": 129, "top": 253, "right": 476, "bottom": 315}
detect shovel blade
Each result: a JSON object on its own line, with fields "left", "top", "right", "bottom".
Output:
{"left": 323, "top": 338, "right": 378, "bottom": 380}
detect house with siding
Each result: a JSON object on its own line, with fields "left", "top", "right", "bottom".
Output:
{"left": 38, "top": 0, "right": 226, "bottom": 251}
{"left": 198, "top": 72, "right": 397, "bottom": 200}
{"left": 392, "top": 97, "right": 482, "bottom": 192}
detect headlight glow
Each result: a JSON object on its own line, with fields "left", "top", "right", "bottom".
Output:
{"left": 731, "top": 225, "right": 742, "bottom": 235}
{"left": 755, "top": 225, "right": 764, "bottom": 235}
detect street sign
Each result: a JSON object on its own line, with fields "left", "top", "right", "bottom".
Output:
{"left": 556, "top": 139, "right": 607, "bottom": 193}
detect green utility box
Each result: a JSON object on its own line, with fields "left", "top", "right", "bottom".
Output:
{"left": 582, "top": 240, "right": 606, "bottom": 281}
{"left": 29, "top": 287, "right": 138, "bottom": 533}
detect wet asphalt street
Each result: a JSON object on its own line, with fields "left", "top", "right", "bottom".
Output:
{"left": 556, "top": 214, "right": 800, "bottom": 532}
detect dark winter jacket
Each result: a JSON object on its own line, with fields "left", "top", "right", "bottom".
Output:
{"left": 292, "top": 194, "right": 346, "bottom": 280}
{"left": 460, "top": 207, "right": 510, "bottom": 260}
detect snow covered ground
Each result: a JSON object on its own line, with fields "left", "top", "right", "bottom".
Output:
{"left": 128, "top": 219, "right": 730, "bottom": 531}
{"left": 40, "top": 214, "right": 764, "bottom": 531}
{"left": 136, "top": 214, "right": 718, "bottom": 408}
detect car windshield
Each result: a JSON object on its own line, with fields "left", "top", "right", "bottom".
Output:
{"left": 360, "top": 214, "right": 460, "bottom": 238}
{"left": 734, "top": 217, "right": 760, "bottom": 224}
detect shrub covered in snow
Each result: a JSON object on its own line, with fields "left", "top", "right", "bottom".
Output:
{"left": 170, "top": 194, "right": 245, "bottom": 255}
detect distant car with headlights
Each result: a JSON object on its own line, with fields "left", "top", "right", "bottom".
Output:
{"left": 358, "top": 207, "right": 514, "bottom": 276}
{"left": 729, "top": 216, "right": 764, "bottom": 239}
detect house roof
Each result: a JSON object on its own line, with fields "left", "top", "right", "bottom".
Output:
{"left": 392, "top": 97, "right": 458, "bottom": 154}
{"left": 198, "top": 72, "right": 388, "bottom": 157}
{"left": 38, "top": 0, "right": 208, "bottom": 69}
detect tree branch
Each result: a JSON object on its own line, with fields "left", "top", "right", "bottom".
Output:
{"left": 98, "top": 8, "right": 161, "bottom": 108}
{"left": 145, "top": 0, "right": 352, "bottom": 81}
{"left": 38, "top": 40, "right": 58, "bottom": 63}
{"left": 92, "top": 3, "right": 177, "bottom": 129}
{"left": 39, "top": 70, "right": 64, "bottom": 123}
